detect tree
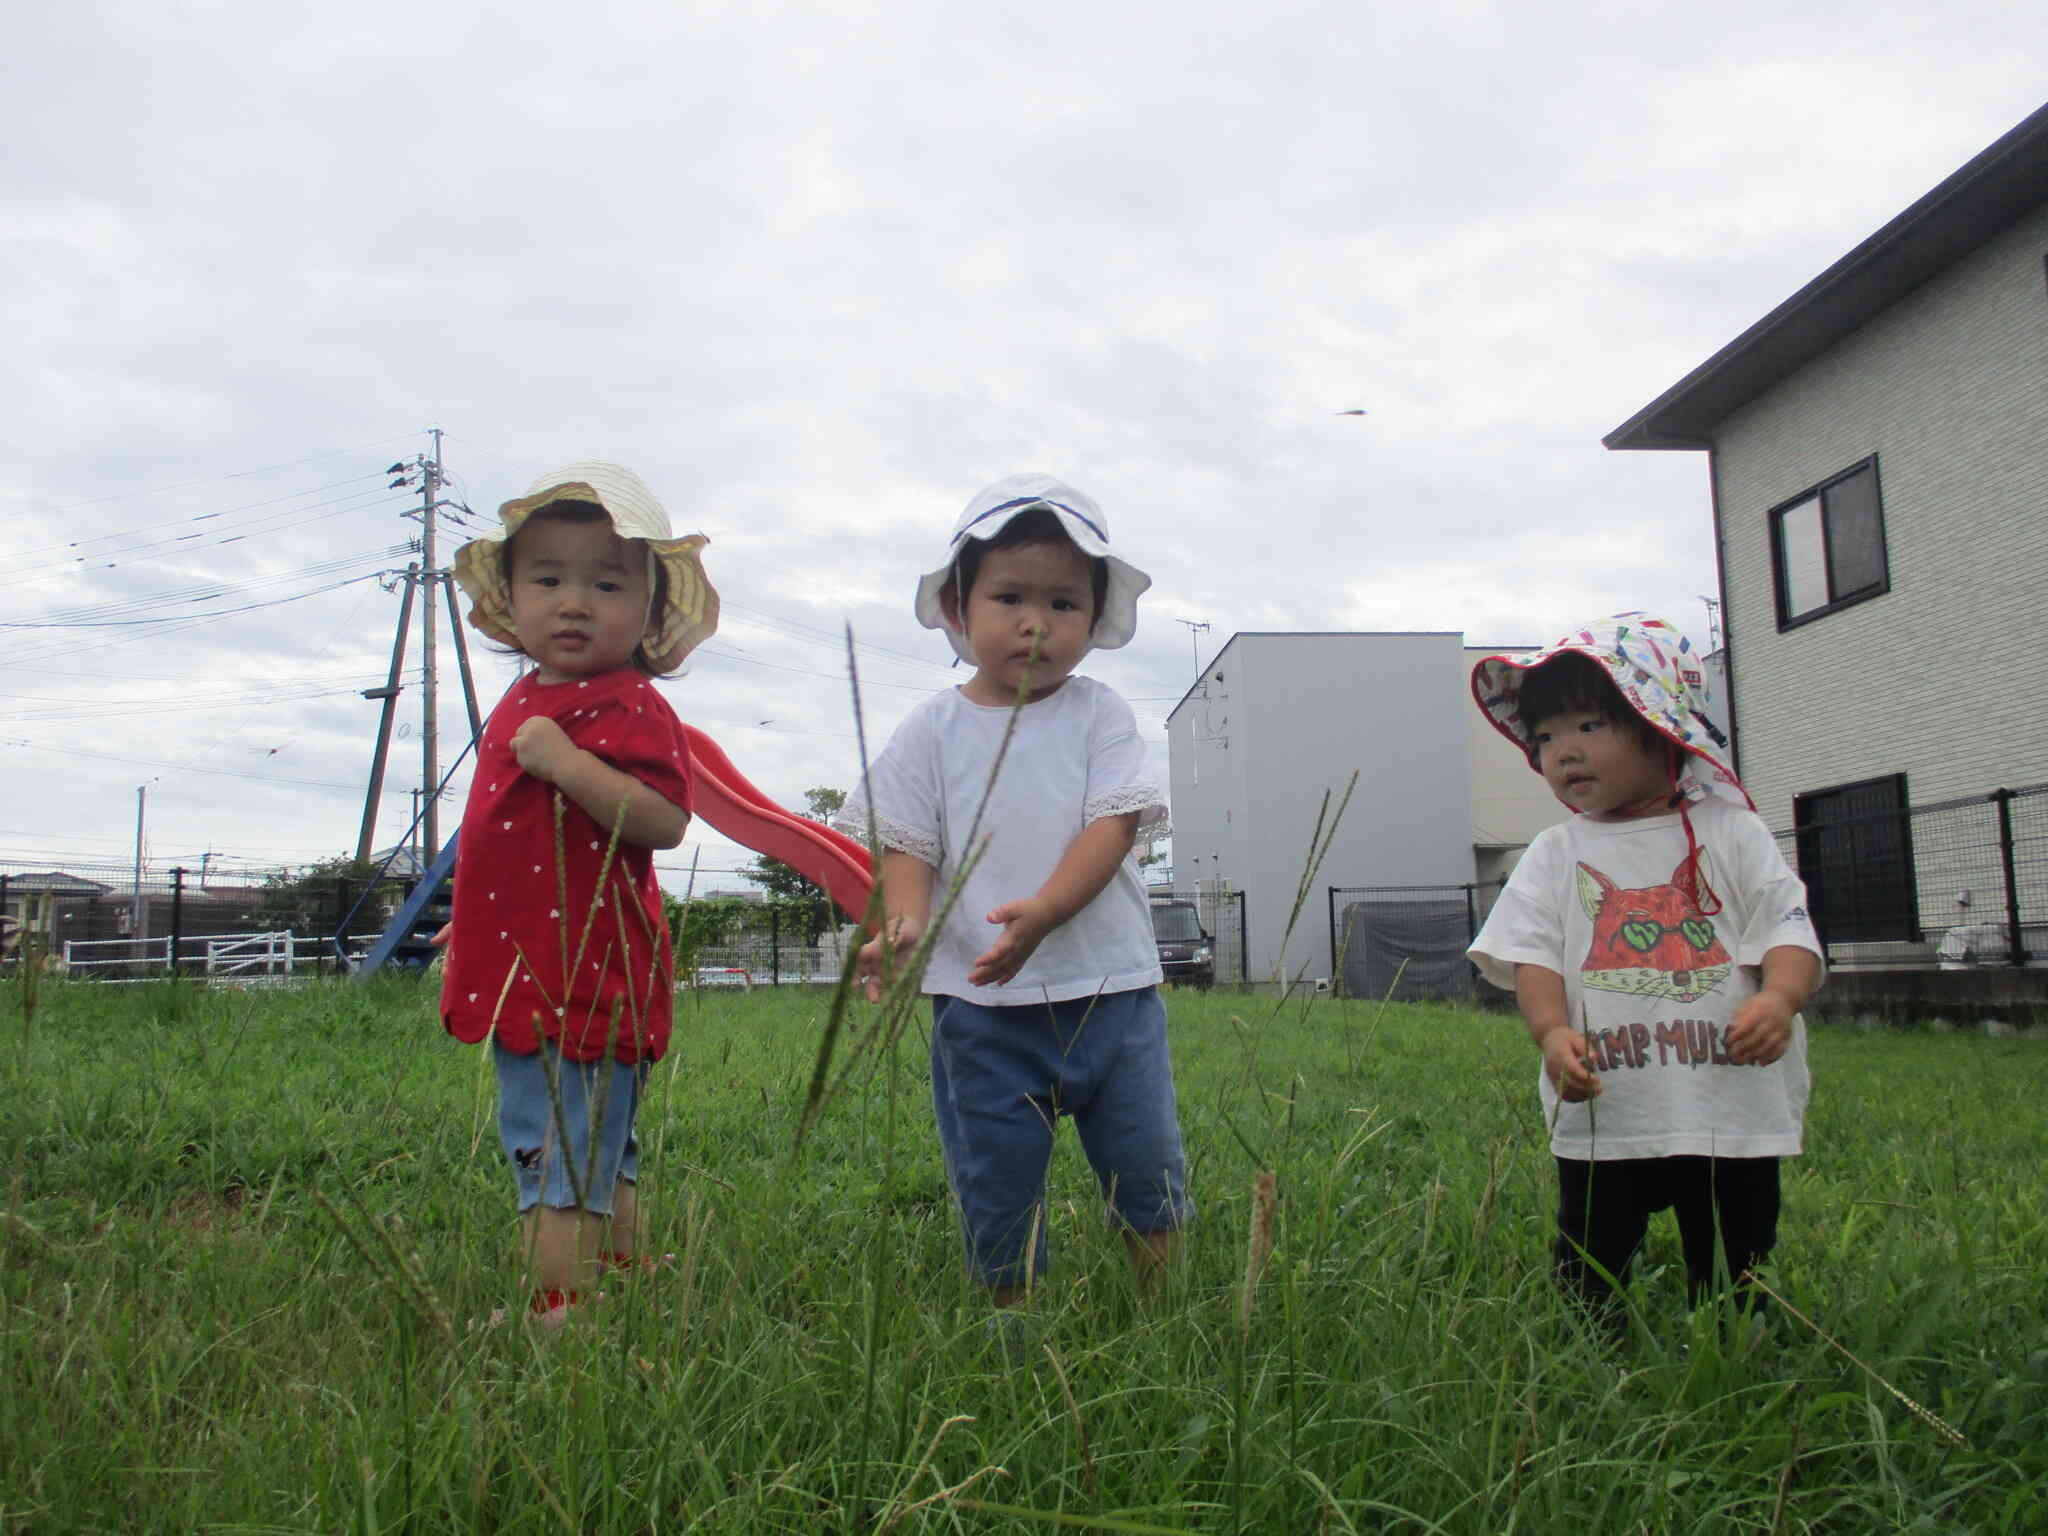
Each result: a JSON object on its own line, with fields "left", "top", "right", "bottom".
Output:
{"left": 662, "top": 891, "right": 758, "bottom": 981}
{"left": 741, "top": 787, "right": 846, "bottom": 902}
{"left": 741, "top": 786, "right": 846, "bottom": 943}
{"left": 253, "top": 854, "right": 382, "bottom": 935}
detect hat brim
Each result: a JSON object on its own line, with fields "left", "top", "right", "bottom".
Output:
{"left": 1469, "top": 619, "right": 1752, "bottom": 812}
{"left": 451, "top": 477, "right": 719, "bottom": 674}
{"left": 912, "top": 499, "right": 1152, "bottom": 661}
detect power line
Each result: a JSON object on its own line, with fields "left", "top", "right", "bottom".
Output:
{"left": 4, "top": 471, "right": 391, "bottom": 562}
{"left": 4, "top": 434, "right": 420, "bottom": 520}
{"left": 717, "top": 602, "right": 959, "bottom": 678}
{"left": 2, "top": 737, "right": 425, "bottom": 797}
{"left": 3, "top": 545, "right": 415, "bottom": 627}
{"left": 3, "top": 569, "right": 392, "bottom": 636}
{"left": 0, "top": 680, "right": 404, "bottom": 727}
{"left": 692, "top": 643, "right": 945, "bottom": 692}
{"left": 0, "top": 484, "right": 412, "bottom": 585}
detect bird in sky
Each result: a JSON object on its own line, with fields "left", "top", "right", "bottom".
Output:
{"left": 1334, "top": 409, "right": 1368, "bottom": 416}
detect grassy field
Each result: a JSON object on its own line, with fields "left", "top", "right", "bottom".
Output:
{"left": 2, "top": 975, "right": 2045, "bottom": 1533}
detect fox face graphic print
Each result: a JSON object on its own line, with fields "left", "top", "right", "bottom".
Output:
{"left": 1576, "top": 853, "right": 1733, "bottom": 1005}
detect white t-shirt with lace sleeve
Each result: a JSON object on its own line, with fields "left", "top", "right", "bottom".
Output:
{"left": 839, "top": 675, "right": 1166, "bottom": 1005}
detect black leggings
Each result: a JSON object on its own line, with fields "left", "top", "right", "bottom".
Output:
{"left": 1554, "top": 1155, "right": 1780, "bottom": 1318}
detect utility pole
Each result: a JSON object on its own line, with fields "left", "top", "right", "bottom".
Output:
{"left": 421, "top": 427, "right": 443, "bottom": 860}
{"left": 355, "top": 567, "right": 418, "bottom": 866}
{"left": 1176, "top": 618, "right": 1211, "bottom": 680}
{"left": 356, "top": 429, "right": 479, "bottom": 870}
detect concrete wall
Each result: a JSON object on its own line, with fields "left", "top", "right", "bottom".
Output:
{"left": 1713, "top": 202, "right": 2048, "bottom": 832}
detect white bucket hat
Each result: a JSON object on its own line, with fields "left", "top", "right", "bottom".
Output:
{"left": 451, "top": 462, "right": 719, "bottom": 675}
{"left": 913, "top": 473, "right": 1151, "bottom": 663}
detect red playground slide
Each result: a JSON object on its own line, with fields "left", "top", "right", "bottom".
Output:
{"left": 681, "top": 724, "right": 874, "bottom": 922}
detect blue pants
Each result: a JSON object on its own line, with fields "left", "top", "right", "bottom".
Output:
{"left": 494, "top": 1042, "right": 645, "bottom": 1214}
{"left": 930, "top": 987, "right": 1191, "bottom": 1288}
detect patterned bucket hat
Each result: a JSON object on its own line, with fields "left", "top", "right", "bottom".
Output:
{"left": 913, "top": 473, "right": 1152, "bottom": 663}
{"left": 1469, "top": 611, "right": 1751, "bottom": 810}
{"left": 451, "top": 462, "right": 719, "bottom": 675}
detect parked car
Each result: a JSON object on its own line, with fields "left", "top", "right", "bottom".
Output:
{"left": 1150, "top": 899, "right": 1214, "bottom": 988}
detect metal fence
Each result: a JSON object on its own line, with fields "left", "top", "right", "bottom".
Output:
{"left": 679, "top": 889, "right": 1252, "bottom": 990}
{"left": 677, "top": 897, "right": 856, "bottom": 987}
{"left": 1772, "top": 782, "right": 2046, "bottom": 970}
{"left": 1, "top": 860, "right": 407, "bottom": 982}
{"left": 1313, "top": 779, "right": 2045, "bottom": 999}
{"left": 1326, "top": 881, "right": 1503, "bottom": 1001}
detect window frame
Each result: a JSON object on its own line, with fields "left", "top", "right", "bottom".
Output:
{"left": 1768, "top": 455, "right": 1890, "bottom": 631}
{"left": 1792, "top": 772, "right": 1919, "bottom": 946}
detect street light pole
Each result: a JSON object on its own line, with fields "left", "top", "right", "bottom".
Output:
{"left": 132, "top": 783, "right": 148, "bottom": 943}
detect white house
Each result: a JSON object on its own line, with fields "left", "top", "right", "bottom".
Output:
{"left": 1164, "top": 631, "right": 1561, "bottom": 987}
{"left": 1605, "top": 99, "right": 2048, "bottom": 965}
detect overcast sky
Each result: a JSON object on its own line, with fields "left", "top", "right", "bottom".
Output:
{"left": 4, "top": 1, "right": 2042, "bottom": 901}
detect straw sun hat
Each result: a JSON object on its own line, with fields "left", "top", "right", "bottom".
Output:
{"left": 451, "top": 462, "right": 719, "bottom": 675}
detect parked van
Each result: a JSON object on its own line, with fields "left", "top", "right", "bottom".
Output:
{"left": 1149, "top": 898, "right": 1214, "bottom": 988}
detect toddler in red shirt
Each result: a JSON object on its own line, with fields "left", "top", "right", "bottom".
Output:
{"left": 444, "top": 462, "right": 718, "bottom": 1325}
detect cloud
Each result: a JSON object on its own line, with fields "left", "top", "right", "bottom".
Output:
{"left": 4, "top": 0, "right": 2043, "bottom": 889}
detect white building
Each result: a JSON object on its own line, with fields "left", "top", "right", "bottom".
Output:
{"left": 1165, "top": 631, "right": 1560, "bottom": 987}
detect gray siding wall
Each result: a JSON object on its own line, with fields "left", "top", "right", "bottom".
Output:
{"left": 1713, "top": 202, "right": 2048, "bottom": 833}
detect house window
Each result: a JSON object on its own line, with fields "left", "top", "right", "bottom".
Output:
{"left": 1769, "top": 457, "right": 1888, "bottom": 628}
{"left": 1793, "top": 774, "right": 1917, "bottom": 945}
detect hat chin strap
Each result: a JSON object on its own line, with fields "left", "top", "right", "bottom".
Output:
{"left": 1666, "top": 741, "right": 1723, "bottom": 917}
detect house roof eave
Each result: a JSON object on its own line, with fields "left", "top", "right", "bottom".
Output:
{"left": 1605, "top": 99, "right": 2048, "bottom": 452}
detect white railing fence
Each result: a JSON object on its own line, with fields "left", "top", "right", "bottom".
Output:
{"left": 61, "top": 931, "right": 336, "bottom": 984}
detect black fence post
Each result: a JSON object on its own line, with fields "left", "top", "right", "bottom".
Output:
{"left": 1238, "top": 893, "right": 1249, "bottom": 988}
{"left": 170, "top": 867, "right": 186, "bottom": 979}
{"left": 1992, "top": 788, "right": 2029, "bottom": 966}
{"left": 1326, "top": 885, "right": 1339, "bottom": 998}
{"left": 333, "top": 876, "right": 353, "bottom": 974}
{"left": 770, "top": 905, "right": 781, "bottom": 987}
{"left": 0, "top": 873, "right": 10, "bottom": 968}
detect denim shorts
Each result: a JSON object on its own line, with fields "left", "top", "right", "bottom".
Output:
{"left": 930, "top": 986, "right": 1191, "bottom": 1288}
{"left": 494, "top": 1042, "right": 646, "bottom": 1214}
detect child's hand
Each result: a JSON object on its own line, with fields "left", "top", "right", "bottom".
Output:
{"left": 510, "top": 717, "right": 582, "bottom": 785}
{"left": 968, "top": 897, "right": 1056, "bottom": 987}
{"left": 1725, "top": 988, "right": 1795, "bottom": 1065}
{"left": 1541, "top": 1027, "right": 1602, "bottom": 1102}
{"left": 855, "top": 915, "right": 924, "bottom": 1003}
{"left": 430, "top": 923, "right": 450, "bottom": 948}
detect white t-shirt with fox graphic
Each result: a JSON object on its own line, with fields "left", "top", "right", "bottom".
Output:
{"left": 1468, "top": 798, "right": 1823, "bottom": 1160}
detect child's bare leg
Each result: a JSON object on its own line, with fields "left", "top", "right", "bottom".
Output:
{"left": 1124, "top": 1228, "right": 1179, "bottom": 1296}
{"left": 522, "top": 1205, "right": 604, "bottom": 1296}
{"left": 607, "top": 1177, "right": 639, "bottom": 1262}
